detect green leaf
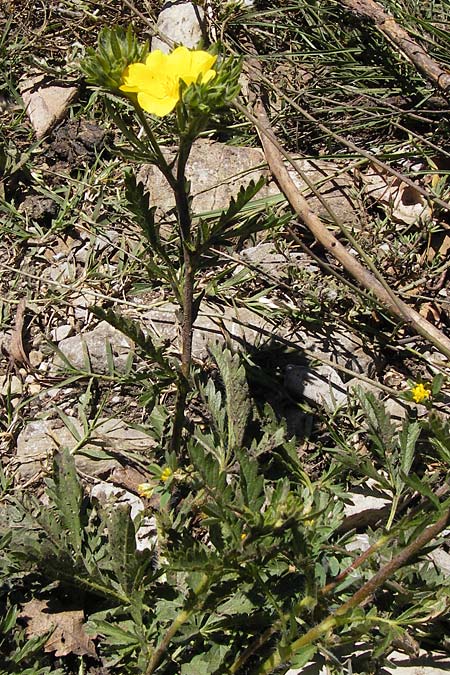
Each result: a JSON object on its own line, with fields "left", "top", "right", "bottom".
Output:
{"left": 428, "top": 413, "right": 450, "bottom": 464}
{"left": 87, "top": 618, "right": 140, "bottom": 646}
{"left": 90, "top": 305, "right": 172, "bottom": 374}
{"left": 124, "top": 172, "right": 160, "bottom": 249}
{"left": 209, "top": 344, "right": 251, "bottom": 450}
{"left": 402, "top": 473, "right": 440, "bottom": 509}
{"left": 181, "top": 645, "right": 230, "bottom": 675}
{"left": 107, "top": 504, "right": 140, "bottom": 597}
{"left": 81, "top": 25, "right": 148, "bottom": 90}
{"left": 51, "top": 447, "right": 83, "bottom": 559}
{"left": 236, "top": 448, "right": 264, "bottom": 509}
{"left": 289, "top": 644, "right": 317, "bottom": 669}
{"left": 398, "top": 420, "right": 420, "bottom": 477}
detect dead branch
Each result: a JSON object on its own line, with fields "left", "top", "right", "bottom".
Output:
{"left": 238, "top": 62, "right": 450, "bottom": 362}
{"left": 339, "top": 0, "right": 450, "bottom": 95}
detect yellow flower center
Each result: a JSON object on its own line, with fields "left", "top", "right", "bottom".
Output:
{"left": 410, "top": 383, "right": 431, "bottom": 404}
{"left": 161, "top": 467, "right": 173, "bottom": 482}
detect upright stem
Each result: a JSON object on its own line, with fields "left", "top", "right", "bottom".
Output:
{"left": 170, "top": 136, "right": 196, "bottom": 452}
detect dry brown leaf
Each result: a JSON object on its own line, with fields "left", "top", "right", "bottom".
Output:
{"left": 424, "top": 230, "right": 450, "bottom": 263}
{"left": 20, "top": 598, "right": 96, "bottom": 658}
{"left": 361, "top": 165, "right": 432, "bottom": 225}
{"left": 9, "top": 298, "right": 30, "bottom": 367}
{"left": 419, "top": 302, "right": 441, "bottom": 325}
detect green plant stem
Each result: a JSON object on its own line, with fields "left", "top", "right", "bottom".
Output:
{"left": 230, "top": 494, "right": 448, "bottom": 675}
{"left": 133, "top": 104, "right": 176, "bottom": 189}
{"left": 170, "top": 136, "right": 196, "bottom": 452}
{"left": 144, "top": 573, "right": 210, "bottom": 675}
{"left": 250, "top": 506, "right": 450, "bottom": 675}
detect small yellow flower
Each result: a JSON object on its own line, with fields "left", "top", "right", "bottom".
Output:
{"left": 240, "top": 532, "right": 247, "bottom": 541}
{"left": 120, "top": 46, "right": 217, "bottom": 117}
{"left": 161, "top": 467, "right": 173, "bottom": 483}
{"left": 410, "top": 382, "right": 431, "bottom": 404}
{"left": 137, "top": 482, "right": 153, "bottom": 498}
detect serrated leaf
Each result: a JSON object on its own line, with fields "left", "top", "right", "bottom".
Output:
{"left": 402, "top": 473, "right": 441, "bottom": 509}
{"left": 236, "top": 448, "right": 264, "bottom": 508}
{"left": 289, "top": 644, "right": 317, "bottom": 669}
{"left": 51, "top": 448, "right": 83, "bottom": 559}
{"left": 90, "top": 306, "right": 171, "bottom": 373}
{"left": 399, "top": 420, "right": 420, "bottom": 477}
{"left": 86, "top": 618, "right": 140, "bottom": 646}
{"left": 209, "top": 344, "right": 251, "bottom": 450}
{"left": 124, "top": 173, "right": 160, "bottom": 249}
{"left": 107, "top": 504, "right": 139, "bottom": 597}
{"left": 357, "top": 388, "right": 396, "bottom": 455}
{"left": 182, "top": 646, "right": 230, "bottom": 675}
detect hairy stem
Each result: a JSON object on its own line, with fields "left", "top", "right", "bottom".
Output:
{"left": 170, "top": 136, "right": 196, "bottom": 452}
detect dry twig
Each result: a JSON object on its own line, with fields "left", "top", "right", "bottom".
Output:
{"left": 339, "top": 0, "right": 450, "bottom": 95}
{"left": 239, "top": 60, "right": 450, "bottom": 361}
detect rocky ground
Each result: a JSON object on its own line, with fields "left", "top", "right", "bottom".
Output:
{"left": 1, "top": 1, "right": 450, "bottom": 674}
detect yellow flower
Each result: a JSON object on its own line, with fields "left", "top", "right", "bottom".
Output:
{"left": 410, "top": 382, "right": 431, "bottom": 404}
{"left": 137, "top": 482, "right": 153, "bottom": 498}
{"left": 161, "top": 466, "right": 173, "bottom": 482}
{"left": 120, "top": 46, "right": 217, "bottom": 116}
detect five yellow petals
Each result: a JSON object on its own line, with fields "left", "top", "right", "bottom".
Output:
{"left": 120, "top": 46, "right": 217, "bottom": 117}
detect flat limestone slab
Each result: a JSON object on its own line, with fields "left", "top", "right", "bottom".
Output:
{"left": 137, "top": 139, "right": 360, "bottom": 226}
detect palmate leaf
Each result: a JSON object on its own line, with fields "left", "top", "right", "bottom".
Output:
{"left": 209, "top": 344, "right": 251, "bottom": 450}
{"left": 49, "top": 447, "right": 83, "bottom": 559}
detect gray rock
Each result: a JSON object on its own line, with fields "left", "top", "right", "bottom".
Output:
{"left": 20, "top": 74, "right": 77, "bottom": 139}
{"left": 341, "top": 487, "right": 391, "bottom": 531}
{"left": 152, "top": 2, "right": 205, "bottom": 53}
{"left": 0, "top": 375, "right": 23, "bottom": 398}
{"left": 55, "top": 321, "right": 133, "bottom": 374}
{"left": 137, "top": 139, "right": 271, "bottom": 222}
{"left": 238, "top": 243, "right": 312, "bottom": 281}
{"left": 427, "top": 547, "right": 450, "bottom": 577}
{"left": 51, "top": 324, "right": 73, "bottom": 342}
{"left": 137, "top": 139, "right": 360, "bottom": 227}
{"left": 143, "top": 301, "right": 274, "bottom": 360}
{"left": 284, "top": 364, "right": 348, "bottom": 411}
{"left": 15, "top": 417, "right": 153, "bottom": 481}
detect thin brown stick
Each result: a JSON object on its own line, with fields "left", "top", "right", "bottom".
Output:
{"left": 252, "top": 506, "right": 450, "bottom": 675}
{"left": 239, "top": 64, "right": 450, "bottom": 361}
{"left": 339, "top": 0, "right": 450, "bottom": 95}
